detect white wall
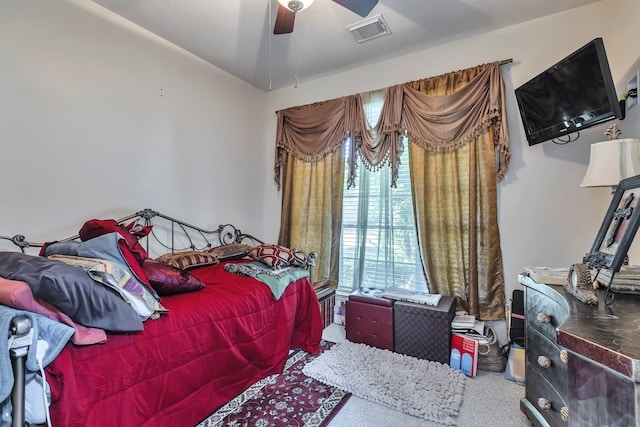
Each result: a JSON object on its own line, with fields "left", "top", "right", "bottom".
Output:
{"left": 263, "top": 2, "right": 621, "bottom": 298}
{"left": 0, "top": 0, "right": 268, "bottom": 247}
{"left": 608, "top": 0, "right": 640, "bottom": 262}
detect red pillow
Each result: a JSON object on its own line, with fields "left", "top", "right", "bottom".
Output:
{"left": 142, "top": 260, "right": 205, "bottom": 296}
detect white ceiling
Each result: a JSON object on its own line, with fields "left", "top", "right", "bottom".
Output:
{"left": 90, "top": 0, "right": 601, "bottom": 92}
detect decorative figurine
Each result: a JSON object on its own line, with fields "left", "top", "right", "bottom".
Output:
{"left": 564, "top": 263, "right": 598, "bottom": 305}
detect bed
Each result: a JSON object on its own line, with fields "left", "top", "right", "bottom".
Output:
{"left": 0, "top": 209, "right": 323, "bottom": 426}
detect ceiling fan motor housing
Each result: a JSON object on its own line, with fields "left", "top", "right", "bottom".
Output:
{"left": 288, "top": 1, "right": 303, "bottom": 12}
{"left": 279, "top": 0, "right": 314, "bottom": 13}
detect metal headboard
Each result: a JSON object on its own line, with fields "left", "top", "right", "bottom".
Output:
{"left": 124, "top": 208, "right": 267, "bottom": 255}
{"left": 0, "top": 208, "right": 316, "bottom": 280}
{"left": 1, "top": 208, "right": 260, "bottom": 253}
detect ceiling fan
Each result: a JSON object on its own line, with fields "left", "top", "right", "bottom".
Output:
{"left": 273, "top": 0, "right": 379, "bottom": 35}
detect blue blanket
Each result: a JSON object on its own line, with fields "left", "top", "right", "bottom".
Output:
{"left": 0, "top": 305, "right": 74, "bottom": 425}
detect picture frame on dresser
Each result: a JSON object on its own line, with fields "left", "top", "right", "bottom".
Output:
{"left": 585, "top": 174, "right": 640, "bottom": 275}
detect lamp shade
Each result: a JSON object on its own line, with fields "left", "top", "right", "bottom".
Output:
{"left": 580, "top": 138, "right": 640, "bottom": 187}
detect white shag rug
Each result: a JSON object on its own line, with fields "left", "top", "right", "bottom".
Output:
{"left": 302, "top": 341, "right": 466, "bottom": 426}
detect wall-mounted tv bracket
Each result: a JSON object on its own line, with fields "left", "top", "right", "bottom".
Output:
{"left": 620, "top": 70, "right": 639, "bottom": 120}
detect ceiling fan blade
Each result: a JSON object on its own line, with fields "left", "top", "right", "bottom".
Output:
{"left": 332, "top": 0, "right": 378, "bottom": 17}
{"left": 274, "top": 4, "right": 295, "bottom": 34}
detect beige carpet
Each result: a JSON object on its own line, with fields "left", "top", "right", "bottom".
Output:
{"left": 302, "top": 340, "right": 465, "bottom": 426}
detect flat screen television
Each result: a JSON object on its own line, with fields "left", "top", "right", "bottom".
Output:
{"left": 515, "top": 38, "right": 622, "bottom": 146}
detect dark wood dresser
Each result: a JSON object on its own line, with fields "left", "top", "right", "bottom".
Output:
{"left": 519, "top": 274, "right": 640, "bottom": 426}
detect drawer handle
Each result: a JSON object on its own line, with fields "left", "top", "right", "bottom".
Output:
{"left": 536, "top": 312, "right": 551, "bottom": 324}
{"left": 560, "top": 350, "right": 569, "bottom": 364}
{"left": 537, "top": 398, "right": 551, "bottom": 411}
{"left": 561, "top": 406, "right": 569, "bottom": 422}
{"left": 537, "top": 355, "right": 551, "bottom": 368}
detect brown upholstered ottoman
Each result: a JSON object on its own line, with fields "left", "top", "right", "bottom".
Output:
{"left": 345, "top": 288, "right": 394, "bottom": 350}
{"left": 393, "top": 296, "right": 456, "bottom": 364}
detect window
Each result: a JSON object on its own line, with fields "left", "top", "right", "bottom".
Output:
{"left": 339, "top": 92, "right": 428, "bottom": 293}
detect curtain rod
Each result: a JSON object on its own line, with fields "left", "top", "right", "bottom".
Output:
{"left": 275, "top": 58, "right": 515, "bottom": 113}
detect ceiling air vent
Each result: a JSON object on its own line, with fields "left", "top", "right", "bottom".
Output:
{"left": 346, "top": 14, "right": 391, "bottom": 44}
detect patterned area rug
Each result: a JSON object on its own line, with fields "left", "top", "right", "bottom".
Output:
{"left": 302, "top": 341, "right": 466, "bottom": 426}
{"left": 196, "top": 341, "right": 350, "bottom": 427}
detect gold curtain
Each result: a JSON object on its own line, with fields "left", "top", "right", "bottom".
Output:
{"left": 275, "top": 99, "right": 352, "bottom": 288}
{"left": 274, "top": 62, "right": 510, "bottom": 309}
{"left": 407, "top": 63, "right": 507, "bottom": 320}
{"left": 277, "top": 150, "right": 344, "bottom": 288}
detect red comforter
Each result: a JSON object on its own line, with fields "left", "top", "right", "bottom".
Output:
{"left": 45, "top": 261, "right": 323, "bottom": 427}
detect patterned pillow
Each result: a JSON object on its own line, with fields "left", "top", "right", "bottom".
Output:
{"left": 155, "top": 251, "right": 220, "bottom": 270}
{"left": 247, "top": 244, "right": 308, "bottom": 269}
{"left": 206, "top": 243, "right": 252, "bottom": 261}
{"left": 142, "top": 260, "right": 205, "bottom": 296}
{"left": 288, "top": 249, "right": 308, "bottom": 267}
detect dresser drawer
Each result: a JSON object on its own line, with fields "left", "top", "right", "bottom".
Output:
{"left": 526, "top": 287, "right": 566, "bottom": 339}
{"left": 526, "top": 325, "right": 568, "bottom": 397}
{"left": 526, "top": 363, "right": 569, "bottom": 426}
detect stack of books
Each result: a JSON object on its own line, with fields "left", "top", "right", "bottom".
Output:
{"left": 451, "top": 314, "right": 475, "bottom": 330}
{"left": 450, "top": 312, "right": 491, "bottom": 378}
{"left": 597, "top": 266, "right": 640, "bottom": 293}
{"left": 451, "top": 313, "right": 488, "bottom": 343}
